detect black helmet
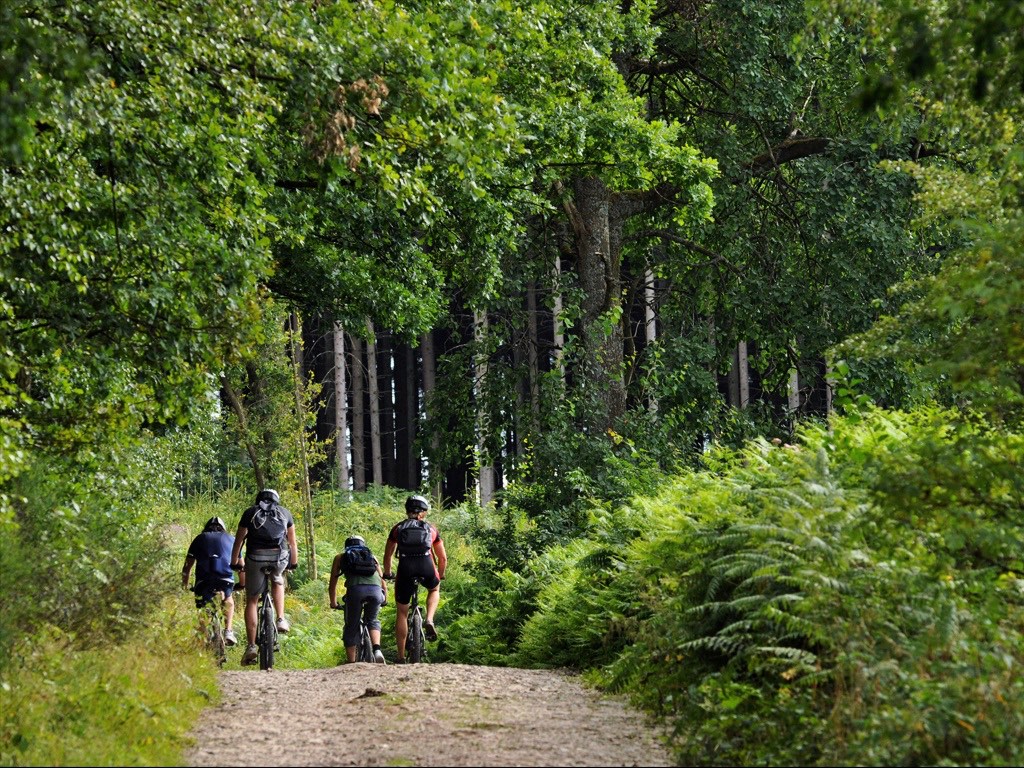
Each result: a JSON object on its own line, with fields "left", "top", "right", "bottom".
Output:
{"left": 405, "top": 494, "right": 430, "bottom": 514}
{"left": 256, "top": 488, "right": 280, "bottom": 505}
{"left": 204, "top": 516, "right": 227, "bottom": 533}
{"left": 345, "top": 535, "right": 366, "bottom": 548}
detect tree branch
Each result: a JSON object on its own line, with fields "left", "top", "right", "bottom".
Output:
{"left": 744, "top": 137, "right": 831, "bottom": 175}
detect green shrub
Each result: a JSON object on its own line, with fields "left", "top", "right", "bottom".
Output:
{"left": 0, "top": 602, "right": 218, "bottom": 766}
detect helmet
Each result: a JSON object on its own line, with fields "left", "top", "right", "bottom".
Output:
{"left": 345, "top": 535, "right": 366, "bottom": 548}
{"left": 256, "top": 488, "right": 280, "bottom": 505}
{"left": 204, "top": 516, "right": 227, "bottom": 533}
{"left": 405, "top": 494, "right": 430, "bottom": 515}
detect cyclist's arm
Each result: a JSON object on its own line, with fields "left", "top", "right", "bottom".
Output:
{"left": 433, "top": 539, "right": 448, "bottom": 580}
{"left": 286, "top": 524, "right": 298, "bottom": 568}
{"left": 382, "top": 538, "right": 397, "bottom": 577}
{"left": 328, "top": 554, "right": 343, "bottom": 609}
{"left": 231, "top": 526, "right": 247, "bottom": 569}
{"left": 181, "top": 554, "right": 196, "bottom": 589}
{"left": 376, "top": 560, "right": 387, "bottom": 600}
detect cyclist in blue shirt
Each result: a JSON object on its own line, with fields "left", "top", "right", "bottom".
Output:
{"left": 181, "top": 516, "right": 237, "bottom": 646}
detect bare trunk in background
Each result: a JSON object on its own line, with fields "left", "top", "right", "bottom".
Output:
{"left": 289, "top": 310, "right": 316, "bottom": 579}
{"left": 474, "top": 309, "right": 496, "bottom": 506}
{"left": 333, "top": 321, "right": 350, "bottom": 498}
{"left": 420, "top": 330, "right": 441, "bottom": 499}
{"left": 349, "top": 333, "right": 366, "bottom": 492}
{"left": 366, "top": 319, "right": 382, "bottom": 486}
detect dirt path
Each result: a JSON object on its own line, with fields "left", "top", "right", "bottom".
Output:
{"left": 185, "top": 662, "right": 675, "bottom": 767}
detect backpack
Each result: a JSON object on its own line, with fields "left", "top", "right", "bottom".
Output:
{"left": 396, "top": 518, "right": 432, "bottom": 556}
{"left": 250, "top": 501, "right": 287, "bottom": 546}
{"left": 341, "top": 544, "right": 377, "bottom": 577}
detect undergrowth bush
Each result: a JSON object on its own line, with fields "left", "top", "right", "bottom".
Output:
{"left": 498, "top": 406, "right": 1024, "bottom": 766}
{"left": 0, "top": 600, "right": 218, "bottom": 766}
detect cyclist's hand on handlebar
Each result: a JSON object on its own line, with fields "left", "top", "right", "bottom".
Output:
{"left": 382, "top": 572, "right": 394, "bottom": 581}
{"left": 231, "top": 560, "right": 243, "bottom": 572}
{"left": 286, "top": 561, "right": 298, "bottom": 571}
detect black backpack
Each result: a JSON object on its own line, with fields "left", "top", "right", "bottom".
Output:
{"left": 396, "top": 518, "right": 432, "bottom": 556}
{"left": 250, "top": 502, "right": 287, "bottom": 546}
{"left": 341, "top": 544, "right": 377, "bottom": 576}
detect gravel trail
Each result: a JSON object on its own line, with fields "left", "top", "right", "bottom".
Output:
{"left": 185, "top": 662, "right": 675, "bottom": 767}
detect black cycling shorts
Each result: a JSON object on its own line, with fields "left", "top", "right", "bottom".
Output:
{"left": 394, "top": 555, "right": 440, "bottom": 605}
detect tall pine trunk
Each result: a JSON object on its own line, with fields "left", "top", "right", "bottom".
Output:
{"left": 350, "top": 333, "right": 366, "bottom": 492}
{"left": 420, "top": 330, "right": 441, "bottom": 498}
{"left": 474, "top": 309, "right": 496, "bottom": 506}
{"left": 366, "top": 319, "right": 382, "bottom": 486}
{"left": 289, "top": 311, "right": 316, "bottom": 579}
{"left": 333, "top": 321, "right": 350, "bottom": 498}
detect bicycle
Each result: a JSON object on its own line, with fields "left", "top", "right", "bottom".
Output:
{"left": 254, "top": 564, "right": 279, "bottom": 671}
{"left": 384, "top": 574, "right": 427, "bottom": 664}
{"left": 193, "top": 579, "right": 235, "bottom": 667}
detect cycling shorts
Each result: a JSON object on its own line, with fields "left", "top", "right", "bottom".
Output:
{"left": 245, "top": 548, "right": 289, "bottom": 598}
{"left": 194, "top": 579, "right": 234, "bottom": 608}
{"left": 342, "top": 583, "right": 385, "bottom": 647}
{"left": 394, "top": 555, "right": 440, "bottom": 605}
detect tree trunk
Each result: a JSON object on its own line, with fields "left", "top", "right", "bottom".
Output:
{"left": 393, "top": 343, "right": 419, "bottom": 489}
{"left": 567, "top": 176, "right": 626, "bottom": 428}
{"left": 526, "top": 280, "right": 541, "bottom": 434}
{"left": 350, "top": 333, "right": 366, "bottom": 492}
{"left": 788, "top": 366, "right": 801, "bottom": 415}
{"left": 552, "top": 252, "right": 565, "bottom": 381}
{"left": 474, "top": 309, "right": 496, "bottom": 506}
{"left": 333, "top": 321, "right": 350, "bottom": 498}
{"left": 378, "top": 331, "right": 396, "bottom": 486}
{"left": 420, "top": 330, "right": 441, "bottom": 497}
{"left": 728, "top": 341, "right": 750, "bottom": 409}
{"left": 289, "top": 311, "right": 316, "bottom": 580}
{"left": 366, "top": 319, "right": 382, "bottom": 486}
{"left": 737, "top": 340, "right": 750, "bottom": 409}
{"left": 644, "top": 267, "right": 658, "bottom": 414}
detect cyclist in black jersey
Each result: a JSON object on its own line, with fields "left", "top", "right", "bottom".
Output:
{"left": 382, "top": 495, "right": 447, "bottom": 662}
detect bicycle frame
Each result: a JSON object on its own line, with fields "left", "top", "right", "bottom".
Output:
{"left": 255, "top": 565, "right": 278, "bottom": 671}
{"left": 405, "top": 577, "right": 426, "bottom": 664}
{"left": 194, "top": 580, "right": 233, "bottom": 666}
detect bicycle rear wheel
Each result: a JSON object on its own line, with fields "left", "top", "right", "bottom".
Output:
{"left": 258, "top": 593, "right": 276, "bottom": 670}
{"left": 408, "top": 608, "right": 423, "bottom": 663}
{"left": 208, "top": 604, "right": 226, "bottom": 666}
{"left": 358, "top": 623, "right": 374, "bottom": 663}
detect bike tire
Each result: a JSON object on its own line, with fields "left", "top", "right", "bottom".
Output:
{"left": 258, "top": 594, "right": 275, "bottom": 670}
{"left": 408, "top": 608, "right": 423, "bottom": 664}
{"left": 358, "top": 624, "right": 374, "bottom": 663}
{"left": 209, "top": 605, "right": 226, "bottom": 666}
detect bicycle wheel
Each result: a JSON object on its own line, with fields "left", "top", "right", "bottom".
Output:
{"left": 208, "top": 603, "right": 226, "bottom": 666}
{"left": 408, "top": 608, "right": 423, "bottom": 664}
{"left": 258, "top": 592, "right": 276, "bottom": 670}
{"left": 358, "top": 623, "right": 374, "bottom": 663}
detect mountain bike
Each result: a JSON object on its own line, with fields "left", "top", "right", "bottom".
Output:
{"left": 384, "top": 574, "right": 427, "bottom": 664}
{"left": 193, "top": 579, "right": 235, "bottom": 667}
{"left": 255, "top": 564, "right": 279, "bottom": 671}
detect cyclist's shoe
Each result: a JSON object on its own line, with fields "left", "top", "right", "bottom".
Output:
{"left": 373, "top": 649, "right": 386, "bottom": 664}
{"left": 424, "top": 622, "right": 438, "bottom": 642}
{"left": 241, "top": 644, "right": 258, "bottom": 665}
{"left": 224, "top": 629, "right": 237, "bottom": 647}
{"left": 276, "top": 617, "right": 291, "bottom": 633}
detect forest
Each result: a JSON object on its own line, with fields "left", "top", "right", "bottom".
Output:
{"left": 1, "top": 0, "right": 1023, "bottom": 764}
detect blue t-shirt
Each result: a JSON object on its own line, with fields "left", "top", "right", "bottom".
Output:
{"left": 187, "top": 531, "right": 235, "bottom": 586}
